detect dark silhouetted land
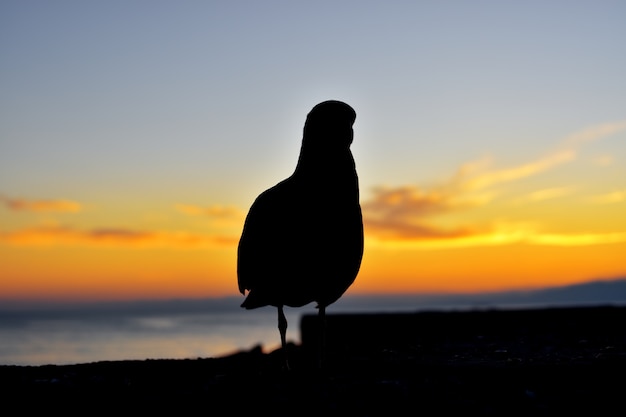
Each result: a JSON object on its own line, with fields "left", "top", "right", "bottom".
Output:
{"left": 2, "top": 305, "right": 625, "bottom": 415}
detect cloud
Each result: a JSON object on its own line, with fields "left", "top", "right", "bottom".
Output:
{"left": 0, "top": 225, "right": 238, "bottom": 248}
{"left": 517, "top": 186, "right": 575, "bottom": 203}
{"left": 591, "top": 154, "right": 614, "bottom": 167}
{"left": 363, "top": 185, "right": 466, "bottom": 217}
{"left": 559, "top": 121, "right": 626, "bottom": 148}
{"left": 175, "top": 204, "right": 244, "bottom": 227}
{"left": 0, "top": 201, "right": 244, "bottom": 249}
{"left": 368, "top": 222, "right": 626, "bottom": 250}
{"left": 365, "top": 217, "right": 477, "bottom": 241}
{"left": 456, "top": 120, "right": 626, "bottom": 192}
{"left": 362, "top": 185, "right": 481, "bottom": 240}
{"left": 528, "top": 232, "right": 626, "bottom": 246}
{"left": 362, "top": 121, "right": 626, "bottom": 248}
{"left": 588, "top": 190, "right": 626, "bottom": 204}
{"left": 463, "top": 150, "right": 575, "bottom": 191}
{"left": 1, "top": 196, "right": 82, "bottom": 213}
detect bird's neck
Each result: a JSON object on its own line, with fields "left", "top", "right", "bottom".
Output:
{"left": 294, "top": 148, "right": 357, "bottom": 180}
{"left": 291, "top": 148, "right": 360, "bottom": 204}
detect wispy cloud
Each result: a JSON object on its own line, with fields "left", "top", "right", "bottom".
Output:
{"left": 363, "top": 121, "right": 626, "bottom": 248}
{"left": 528, "top": 231, "right": 626, "bottom": 246}
{"left": 517, "top": 186, "right": 576, "bottom": 203}
{"left": 0, "top": 225, "right": 238, "bottom": 248}
{"left": 559, "top": 121, "right": 626, "bottom": 148}
{"left": 0, "top": 199, "right": 244, "bottom": 248}
{"left": 370, "top": 222, "right": 626, "bottom": 250}
{"left": 460, "top": 120, "right": 626, "bottom": 192}
{"left": 591, "top": 154, "right": 614, "bottom": 167}
{"left": 175, "top": 204, "right": 244, "bottom": 227}
{"left": 362, "top": 185, "right": 480, "bottom": 240}
{"left": 588, "top": 190, "right": 626, "bottom": 204}
{"left": 463, "top": 150, "right": 575, "bottom": 191}
{"left": 1, "top": 196, "right": 82, "bottom": 213}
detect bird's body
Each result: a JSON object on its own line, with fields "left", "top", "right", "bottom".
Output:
{"left": 237, "top": 100, "right": 363, "bottom": 368}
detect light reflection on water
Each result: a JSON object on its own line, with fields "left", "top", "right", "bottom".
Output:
{"left": 0, "top": 308, "right": 302, "bottom": 366}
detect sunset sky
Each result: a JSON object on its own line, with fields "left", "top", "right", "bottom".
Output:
{"left": 2, "top": 1, "right": 625, "bottom": 304}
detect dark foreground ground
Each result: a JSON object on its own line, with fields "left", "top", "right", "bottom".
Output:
{"left": 2, "top": 305, "right": 625, "bottom": 416}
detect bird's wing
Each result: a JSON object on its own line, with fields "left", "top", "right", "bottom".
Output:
{"left": 236, "top": 184, "right": 285, "bottom": 296}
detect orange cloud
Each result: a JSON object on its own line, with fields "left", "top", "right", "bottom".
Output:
{"left": 528, "top": 231, "right": 626, "bottom": 246}
{"left": 362, "top": 185, "right": 480, "bottom": 240}
{"left": 368, "top": 222, "right": 626, "bottom": 250}
{"left": 0, "top": 225, "right": 238, "bottom": 248}
{"left": 1, "top": 196, "right": 82, "bottom": 213}
{"left": 362, "top": 121, "right": 626, "bottom": 247}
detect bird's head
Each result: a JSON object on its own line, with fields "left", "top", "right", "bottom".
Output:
{"left": 302, "top": 100, "right": 356, "bottom": 151}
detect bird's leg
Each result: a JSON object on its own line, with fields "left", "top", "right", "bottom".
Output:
{"left": 318, "top": 304, "right": 326, "bottom": 370}
{"left": 277, "top": 305, "right": 290, "bottom": 371}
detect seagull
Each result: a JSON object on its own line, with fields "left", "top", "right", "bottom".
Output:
{"left": 237, "top": 100, "right": 364, "bottom": 370}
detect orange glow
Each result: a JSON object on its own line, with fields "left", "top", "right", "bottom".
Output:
{"left": 0, "top": 245, "right": 238, "bottom": 301}
{"left": 2, "top": 121, "right": 625, "bottom": 303}
{"left": 353, "top": 242, "right": 626, "bottom": 295}
{"left": 2, "top": 235, "right": 625, "bottom": 302}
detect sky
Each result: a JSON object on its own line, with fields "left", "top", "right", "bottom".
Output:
{"left": 1, "top": 1, "right": 625, "bottom": 304}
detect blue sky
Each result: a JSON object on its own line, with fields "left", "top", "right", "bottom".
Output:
{"left": 3, "top": 1, "right": 624, "bottom": 203}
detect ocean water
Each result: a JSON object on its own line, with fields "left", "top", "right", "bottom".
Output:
{"left": 2, "top": 292, "right": 623, "bottom": 366}
{"left": 0, "top": 301, "right": 301, "bottom": 366}
{"left": 0, "top": 295, "right": 448, "bottom": 366}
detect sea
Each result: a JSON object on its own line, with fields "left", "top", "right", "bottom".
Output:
{"left": 2, "top": 289, "right": 624, "bottom": 367}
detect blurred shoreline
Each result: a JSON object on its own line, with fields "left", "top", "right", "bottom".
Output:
{"left": 2, "top": 305, "right": 625, "bottom": 414}
{"left": 2, "top": 277, "right": 625, "bottom": 366}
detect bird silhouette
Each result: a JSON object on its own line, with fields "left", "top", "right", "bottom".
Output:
{"left": 237, "top": 100, "right": 364, "bottom": 370}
